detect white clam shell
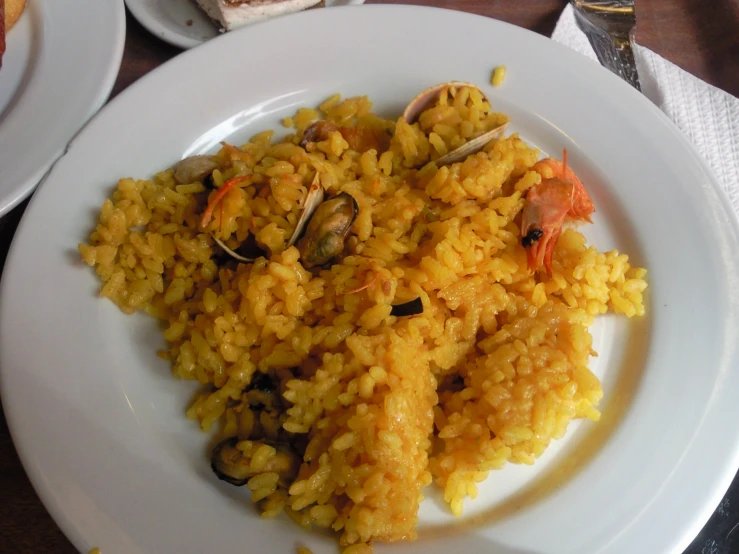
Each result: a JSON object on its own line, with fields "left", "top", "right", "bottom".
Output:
{"left": 403, "top": 81, "right": 507, "bottom": 166}
{"left": 287, "top": 172, "right": 325, "bottom": 247}
{"left": 212, "top": 237, "right": 255, "bottom": 263}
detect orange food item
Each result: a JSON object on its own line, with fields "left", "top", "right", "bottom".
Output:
{"left": 1, "top": 0, "right": 28, "bottom": 69}
{"left": 1, "top": 2, "right": 6, "bottom": 70}
{"left": 521, "top": 149, "right": 595, "bottom": 275}
{"left": 6, "top": 0, "right": 26, "bottom": 31}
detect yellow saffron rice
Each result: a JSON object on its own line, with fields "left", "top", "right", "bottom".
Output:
{"left": 491, "top": 65, "right": 507, "bottom": 87}
{"left": 79, "top": 87, "right": 647, "bottom": 552}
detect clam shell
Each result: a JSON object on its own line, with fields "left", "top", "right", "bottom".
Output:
{"left": 434, "top": 122, "right": 508, "bottom": 166}
{"left": 402, "top": 81, "right": 480, "bottom": 124}
{"left": 212, "top": 236, "right": 255, "bottom": 263}
{"left": 287, "top": 172, "right": 325, "bottom": 247}
{"left": 403, "top": 81, "right": 507, "bottom": 167}
{"left": 173, "top": 155, "right": 218, "bottom": 184}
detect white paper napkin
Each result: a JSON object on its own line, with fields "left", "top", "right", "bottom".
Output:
{"left": 552, "top": 4, "right": 739, "bottom": 215}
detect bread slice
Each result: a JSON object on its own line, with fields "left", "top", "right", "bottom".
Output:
{"left": 196, "top": 0, "right": 324, "bottom": 32}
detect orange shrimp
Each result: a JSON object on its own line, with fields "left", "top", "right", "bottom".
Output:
{"left": 521, "top": 149, "right": 595, "bottom": 275}
{"left": 531, "top": 150, "right": 594, "bottom": 223}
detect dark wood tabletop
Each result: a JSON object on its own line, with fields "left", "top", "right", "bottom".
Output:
{"left": 1, "top": 1, "right": 738, "bottom": 553}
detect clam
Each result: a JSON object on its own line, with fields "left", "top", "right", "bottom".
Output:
{"left": 297, "top": 191, "right": 358, "bottom": 269}
{"left": 287, "top": 172, "right": 325, "bottom": 247}
{"left": 211, "top": 230, "right": 267, "bottom": 265}
{"left": 300, "top": 120, "right": 390, "bottom": 154}
{"left": 403, "top": 81, "right": 508, "bottom": 166}
{"left": 299, "top": 121, "right": 339, "bottom": 149}
{"left": 434, "top": 128, "right": 507, "bottom": 165}
{"left": 211, "top": 437, "right": 300, "bottom": 488}
{"left": 212, "top": 236, "right": 255, "bottom": 263}
{"left": 173, "top": 155, "right": 218, "bottom": 184}
{"left": 209, "top": 173, "right": 325, "bottom": 265}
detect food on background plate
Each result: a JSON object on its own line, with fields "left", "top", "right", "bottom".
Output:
{"left": 6, "top": 0, "right": 26, "bottom": 29}
{"left": 196, "top": 0, "right": 325, "bottom": 32}
{"left": 0, "top": 0, "right": 28, "bottom": 68}
{"left": 79, "top": 82, "right": 647, "bottom": 552}
{"left": 1, "top": 3, "right": 4, "bottom": 69}
{"left": 491, "top": 65, "right": 506, "bottom": 87}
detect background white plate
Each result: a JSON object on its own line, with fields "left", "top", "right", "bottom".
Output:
{"left": 3, "top": 5, "right": 739, "bottom": 554}
{"left": 0, "top": 0, "right": 125, "bottom": 217}
{"left": 125, "top": 0, "right": 366, "bottom": 49}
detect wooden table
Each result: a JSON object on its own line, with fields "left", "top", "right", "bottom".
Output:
{"left": 1, "top": 1, "right": 738, "bottom": 552}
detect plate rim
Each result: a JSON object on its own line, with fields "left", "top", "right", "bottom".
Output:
{"left": 124, "top": 0, "right": 368, "bottom": 50}
{"left": 0, "top": 0, "right": 126, "bottom": 217}
{"left": 125, "top": 0, "right": 215, "bottom": 50}
{"left": 2, "top": 5, "right": 739, "bottom": 554}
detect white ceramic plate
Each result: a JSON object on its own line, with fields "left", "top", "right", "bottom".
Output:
{"left": 0, "top": 0, "right": 125, "bottom": 217}
{"left": 125, "top": 0, "right": 366, "bottom": 50}
{"left": 2, "top": 5, "right": 739, "bottom": 554}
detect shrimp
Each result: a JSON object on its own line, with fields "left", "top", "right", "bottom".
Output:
{"left": 521, "top": 149, "right": 595, "bottom": 275}
{"left": 531, "top": 152, "right": 594, "bottom": 223}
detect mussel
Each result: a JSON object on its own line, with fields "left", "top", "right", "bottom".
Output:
{"left": 297, "top": 191, "right": 358, "bottom": 269}
{"left": 208, "top": 172, "right": 355, "bottom": 269}
{"left": 211, "top": 437, "right": 300, "bottom": 488}
{"left": 403, "top": 81, "right": 508, "bottom": 166}
{"left": 173, "top": 155, "right": 218, "bottom": 184}
{"left": 390, "top": 297, "right": 424, "bottom": 317}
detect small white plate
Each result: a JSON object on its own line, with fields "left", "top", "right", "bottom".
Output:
{"left": 125, "top": 0, "right": 366, "bottom": 50}
{"left": 0, "top": 0, "right": 125, "bottom": 217}
{"left": 3, "top": 5, "right": 739, "bottom": 554}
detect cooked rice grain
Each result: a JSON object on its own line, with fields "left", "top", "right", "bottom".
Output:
{"left": 79, "top": 92, "right": 647, "bottom": 552}
{"left": 492, "top": 65, "right": 507, "bottom": 87}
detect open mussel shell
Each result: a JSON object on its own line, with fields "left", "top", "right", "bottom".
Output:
{"left": 297, "top": 191, "right": 358, "bottom": 269}
{"left": 211, "top": 437, "right": 249, "bottom": 486}
{"left": 287, "top": 172, "right": 325, "bottom": 247}
{"left": 211, "top": 436, "right": 301, "bottom": 488}
{"left": 390, "top": 297, "right": 424, "bottom": 317}
{"left": 403, "top": 81, "right": 507, "bottom": 167}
